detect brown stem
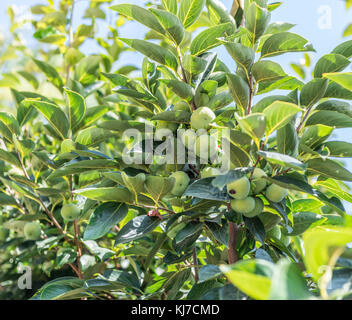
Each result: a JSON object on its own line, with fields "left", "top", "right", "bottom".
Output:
{"left": 296, "top": 104, "right": 314, "bottom": 133}
{"left": 227, "top": 202, "right": 239, "bottom": 264}
{"left": 69, "top": 175, "right": 74, "bottom": 201}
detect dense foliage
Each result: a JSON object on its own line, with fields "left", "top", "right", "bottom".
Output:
{"left": 1, "top": 0, "right": 352, "bottom": 300}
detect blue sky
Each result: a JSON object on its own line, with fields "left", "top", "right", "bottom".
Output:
{"left": 1, "top": 0, "right": 352, "bottom": 211}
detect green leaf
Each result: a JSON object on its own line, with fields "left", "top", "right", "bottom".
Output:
{"left": 178, "top": 0, "right": 205, "bottom": 29}
{"left": 109, "top": 4, "right": 164, "bottom": 35}
{"left": 286, "top": 212, "right": 325, "bottom": 236}
{"left": 223, "top": 42, "right": 255, "bottom": 73}
{"left": 56, "top": 248, "right": 77, "bottom": 268}
{"left": 303, "top": 226, "right": 352, "bottom": 281}
{"left": 269, "top": 259, "right": 311, "bottom": 300}
{"left": 235, "top": 113, "right": 266, "bottom": 143}
{"left": 75, "top": 187, "right": 134, "bottom": 203}
{"left": 160, "top": 79, "right": 194, "bottom": 101}
{"left": 150, "top": 8, "right": 184, "bottom": 45}
{"left": 258, "top": 150, "right": 306, "bottom": 171}
{"left": 277, "top": 123, "right": 298, "bottom": 157}
{"left": 78, "top": 106, "right": 111, "bottom": 130}
{"left": 243, "top": 216, "right": 266, "bottom": 244}
{"left": 184, "top": 177, "right": 230, "bottom": 201}
{"left": 220, "top": 260, "right": 274, "bottom": 300}
{"left": 33, "top": 59, "right": 63, "bottom": 91}
{"left": 306, "top": 110, "right": 352, "bottom": 128}
{"left": 245, "top": 2, "right": 271, "bottom": 45}
{"left": 307, "top": 158, "right": 352, "bottom": 181}
{"left": 198, "top": 265, "right": 222, "bottom": 283}
{"left": 324, "top": 82, "right": 352, "bottom": 100}
{"left": 190, "top": 23, "right": 232, "bottom": 56}
{"left": 262, "top": 101, "right": 301, "bottom": 136}
{"left": 22, "top": 100, "right": 69, "bottom": 140}
{"left": 300, "top": 78, "right": 328, "bottom": 108}
{"left": 226, "top": 73, "right": 249, "bottom": 113}
{"left": 161, "top": 0, "right": 178, "bottom": 15}
{"left": 0, "top": 193, "right": 18, "bottom": 207}
{"left": 48, "top": 159, "right": 117, "bottom": 179}
{"left": 144, "top": 176, "right": 174, "bottom": 203}
{"left": 206, "top": 0, "right": 236, "bottom": 30}
{"left": 319, "top": 141, "right": 352, "bottom": 158}
{"left": 121, "top": 172, "right": 146, "bottom": 196}
{"left": 316, "top": 100, "right": 352, "bottom": 117}
{"left": 75, "top": 127, "right": 118, "bottom": 146}
{"left": 119, "top": 38, "right": 178, "bottom": 71}
{"left": 64, "top": 88, "right": 86, "bottom": 131}
{"left": 323, "top": 72, "right": 352, "bottom": 91}
{"left": 331, "top": 40, "right": 352, "bottom": 58}
{"left": 173, "top": 221, "right": 203, "bottom": 253}
{"left": 115, "top": 215, "right": 161, "bottom": 244}
{"left": 0, "top": 112, "right": 20, "bottom": 143}
{"left": 261, "top": 32, "right": 314, "bottom": 59}
{"left": 83, "top": 240, "right": 114, "bottom": 262}
{"left": 252, "top": 60, "right": 287, "bottom": 83}
{"left": 83, "top": 202, "right": 128, "bottom": 240}
{"left": 314, "top": 54, "right": 350, "bottom": 78}
{"left": 151, "top": 110, "right": 191, "bottom": 123}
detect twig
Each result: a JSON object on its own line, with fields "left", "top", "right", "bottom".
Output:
{"left": 296, "top": 104, "right": 314, "bottom": 133}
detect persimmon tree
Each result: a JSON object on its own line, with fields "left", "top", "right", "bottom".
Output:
{"left": 1, "top": 0, "right": 352, "bottom": 300}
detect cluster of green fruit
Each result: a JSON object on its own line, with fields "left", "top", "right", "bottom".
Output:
{"left": 155, "top": 100, "right": 218, "bottom": 161}
{"left": 0, "top": 203, "right": 81, "bottom": 243}
{"left": 227, "top": 168, "right": 288, "bottom": 218}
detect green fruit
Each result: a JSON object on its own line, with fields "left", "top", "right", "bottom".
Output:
{"left": 180, "top": 129, "right": 197, "bottom": 150}
{"left": 242, "top": 198, "right": 264, "bottom": 218}
{"left": 0, "top": 227, "right": 9, "bottom": 242}
{"left": 195, "top": 134, "right": 218, "bottom": 160}
{"left": 24, "top": 222, "right": 41, "bottom": 240}
{"left": 170, "top": 171, "right": 190, "bottom": 196}
{"left": 251, "top": 168, "right": 267, "bottom": 194}
{"left": 61, "top": 139, "right": 76, "bottom": 153}
{"left": 174, "top": 101, "right": 190, "bottom": 112}
{"left": 227, "top": 176, "right": 250, "bottom": 200}
{"left": 266, "top": 184, "right": 288, "bottom": 203}
{"left": 267, "top": 225, "right": 281, "bottom": 240}
{"left": 190, "top": 107, "right": 216, "bottom": 130}
{"left": 61, "top": 203, "right": 81, "bottom": 221}
{"left": 200, "top": 167, "right": 221, "bottom": 178}
{"left": 231, "top": 197, "right": 256, "bottom": 214}
{"left": 281, "top": 235, "right": 291, "bottom": 246}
